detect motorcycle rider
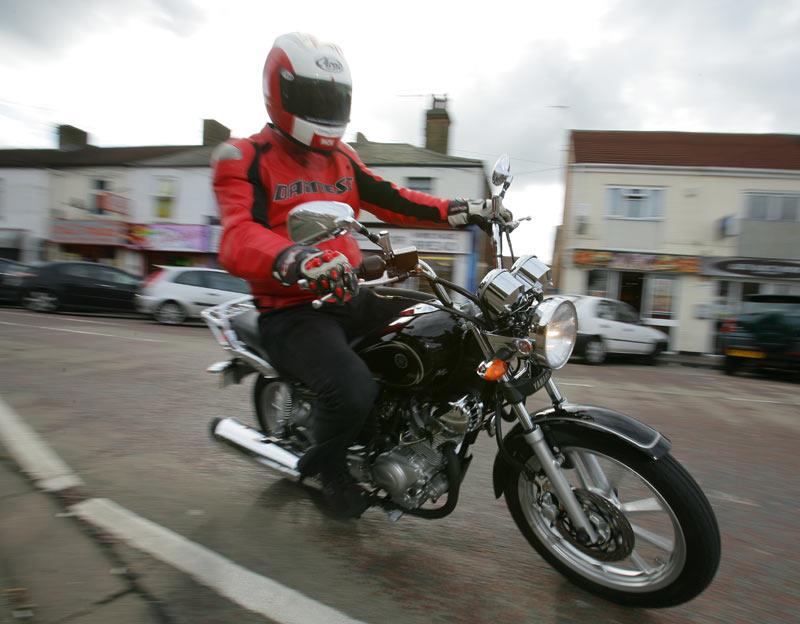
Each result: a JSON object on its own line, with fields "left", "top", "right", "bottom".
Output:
{"left": 212, "top": 32, "right": 511, "bottom": 518}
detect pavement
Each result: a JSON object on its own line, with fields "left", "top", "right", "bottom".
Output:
{"left": 0, "top": 458, "right": 159, "bottom": 623}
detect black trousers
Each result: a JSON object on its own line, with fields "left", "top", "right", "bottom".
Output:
{"left": 258, "top": 290, "right": 407, "bottom": 477}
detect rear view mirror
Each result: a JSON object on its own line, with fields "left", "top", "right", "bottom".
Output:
{"left": 491, "top": 154, "right": 512, "bottom": 188}
{"left": 287, "top": 201, "right": 356, "bottom": 245}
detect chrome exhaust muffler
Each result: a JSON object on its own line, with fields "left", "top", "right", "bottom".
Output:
{"left": 211, "top": 417, "right": 301, "bottom": 478}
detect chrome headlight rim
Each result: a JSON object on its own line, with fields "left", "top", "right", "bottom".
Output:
{"left": 530, "top": 297, "right": 578, "bottom": 370}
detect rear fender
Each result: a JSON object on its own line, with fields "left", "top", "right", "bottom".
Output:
{"left": 492, "top": 403, "right": 671, "bottom": 498}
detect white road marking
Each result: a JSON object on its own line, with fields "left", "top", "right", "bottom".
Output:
{"left": 0, "top": 397, "right": 84, "bottom": 491}
{"left": 725, "top": 396, "right": 788, "bottom": 405}
{"left": 0, "top": 319, "right": 163, "bottom": 343}
{"left": 559, "top": 382, "right": 596, "bottom": 388}
{"left": 71, "top": 498, "right": 367, "bottom": 624}
{"left": 0, "top": 309, "right": 120, "bottom": 326}
{"left": 706, "top": 490, "right": 759, "bottom": 507}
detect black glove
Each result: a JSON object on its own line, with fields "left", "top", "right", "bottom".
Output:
{"left": 447, "top": 199, "right": 513, "bottom": 227}
{"left": 273, "top": 245, "right": 359, "bottom": 304}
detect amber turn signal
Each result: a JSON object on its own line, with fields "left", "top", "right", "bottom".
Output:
{"left": 477, "top": 358, "right": 508, "bottom": 382}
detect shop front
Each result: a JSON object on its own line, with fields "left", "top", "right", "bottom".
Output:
{"left": 573, "top": 249, "right": 703, "bottom": 348}
{"left": 50, "top": 219, "right": 132, "bottom": 268}
{"left": 0, "top": 228, "right": 27, "bottom": 261}
{"left": 355, "top": 226, "right": 476, "bottom": 295}
{"left": 701, "top": 257, "right": 800, "bottom": 353}
{"left": 130, "top": 224, "right": 219, "bottom": 274}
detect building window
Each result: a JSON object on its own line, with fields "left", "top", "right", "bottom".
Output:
{"left": 606, "top": 187, "right": 664, "bottom": 220}
{"left": 406, "top": 177, "right": 433, "bottom": 193}
{"left": 745, "top": 193, "right": 800, "bottom": 222}
{"left": 154, "top": 178, "right": 177, "bottom": 220}
{"left": 644, "top": 277, "right": 675, "bottom": 320}
{"left": 586, "top": 269, "right": 609, "bottom": 297}
{"left": 90, "top": 179, "right": 109, "bottom": 215}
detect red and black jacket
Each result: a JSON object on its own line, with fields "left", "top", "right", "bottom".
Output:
{"left": 213, "top": 125, "right": 451, "bottom": 310}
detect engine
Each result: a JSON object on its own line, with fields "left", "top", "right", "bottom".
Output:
{"left": 368, "top": 394, "right": 483, "bottom": 509}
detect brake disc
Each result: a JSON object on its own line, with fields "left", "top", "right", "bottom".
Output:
{"left": 555, "top": 488, "right": 635, "bottom": 562}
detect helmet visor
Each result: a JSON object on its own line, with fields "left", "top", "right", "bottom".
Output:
{"left": 280, "top": 73, "right": 352, "bottom": 126}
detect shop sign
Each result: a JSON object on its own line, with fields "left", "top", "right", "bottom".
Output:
{"left": 356, "top": 228, "right": 471, "bottom": 254}
{"left": 207, "top": 225, "right": 223, "bottom": 253}
{"left": 702, "top": 257, "right": 800, "bottom": 280}
{"left": 51, "top": 220, "right": 129, "bottom": 246}
{"left": 129, "top": 224, "right": 206, "bottom": 252}
{"left": 573, "top": 249, "right": 701, "bottom": 273}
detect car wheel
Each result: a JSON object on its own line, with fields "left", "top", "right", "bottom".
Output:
{"left": 24, "top": 290, "right": 60, "bottom": 313}
{"left": 584, "top": 337, "right": 606, "bottom": 365}
{"left": 646, "top": 342, "right": 664, "bottom": 366}
{"left": 155, "top": 301, "right": 187, "bottom": 325}
{"left": 723, "top": 356, "right": 739, "bottom": 376}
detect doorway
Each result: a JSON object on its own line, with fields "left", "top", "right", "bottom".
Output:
{"left": 619, "top": 271, "right": 645, "bottom": 313}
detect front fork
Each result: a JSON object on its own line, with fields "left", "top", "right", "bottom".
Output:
{"left": 508, "top": 378, "right": 599, "bottom": 544}
{"left": 470, "top": 324, "right": 598, "bottom": 543}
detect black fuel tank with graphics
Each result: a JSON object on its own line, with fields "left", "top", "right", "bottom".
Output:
{"left": 353, "top": 302, "right": 483, "bottom": 396}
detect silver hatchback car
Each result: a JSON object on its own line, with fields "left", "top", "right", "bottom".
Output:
{"left": 136, "top": 266, "right": 250, "bottom": 324}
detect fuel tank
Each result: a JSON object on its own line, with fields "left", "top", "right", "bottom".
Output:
{"left": 353, "top": 302, "right": 483, "bottom": 396}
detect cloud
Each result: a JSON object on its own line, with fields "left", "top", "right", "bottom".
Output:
{"left": 0, "top": 0, "right": 205, "bottom": 53}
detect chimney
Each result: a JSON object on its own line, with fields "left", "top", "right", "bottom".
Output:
{"left": 424, "top": 95, "right": 450, "bottom": 154}
{"left": 202, "top": 119, "right": 231, "bottom": 146}
{"left": 57, "top": 125, "right": 89, "bottom": 151}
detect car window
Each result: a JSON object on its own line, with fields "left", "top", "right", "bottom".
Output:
{"left": 98, "top": 267, "right": 139, "bottom": 286}
{"left": 617, "top": 302, "right": 640, "bottom": 324}
{"left": 596, "top": 300, "right": 616, "bottom": 320}
{"left": 173, "top": 271, "right": 208, "bottom": 288}
{"left": 206, "top": 271, "right": 250, "bottom": 293}
{"left": 60, "top": 264, "right": 92, "bottom": 279}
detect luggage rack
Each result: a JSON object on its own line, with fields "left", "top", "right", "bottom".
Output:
{"left": 201, "top": 296, "right": 280, "bottom": 379}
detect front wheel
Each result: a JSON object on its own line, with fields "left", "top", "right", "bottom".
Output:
{"left": 502, "top": 444, "right": 720, "bottom": 607}
{"left": 24, "top": 289, "right": 60, "bottom": 312}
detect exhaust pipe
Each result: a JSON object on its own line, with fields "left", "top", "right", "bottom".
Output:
{"left": 211, "top": 417, "right": 301, "bottom": 478}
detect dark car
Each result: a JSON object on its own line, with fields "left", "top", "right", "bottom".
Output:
{"left": 21, "top": 261, "right": 141, "bottom": 313}
{"left": 0, "top": 258, "right": 35, "bottom": 304}
{"left": 720, "top": 294, "right": 800, "bottom": 375}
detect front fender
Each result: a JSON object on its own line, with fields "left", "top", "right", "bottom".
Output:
{"left": 491, "top": 403, "right": 671, "bottom": 498}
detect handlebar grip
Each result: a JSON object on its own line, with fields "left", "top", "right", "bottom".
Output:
{"left": 358, "top": 255, "right": 387, "bottom": 280}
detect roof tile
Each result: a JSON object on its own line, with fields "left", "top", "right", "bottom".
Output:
{"left": 571, "top": 130, "right": 800, "bottom": 171}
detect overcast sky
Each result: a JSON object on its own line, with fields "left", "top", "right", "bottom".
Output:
{"left": 1, "top": 0, "right": 799, "bottom": 261}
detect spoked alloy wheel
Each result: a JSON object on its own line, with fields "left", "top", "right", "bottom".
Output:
{"left": 24, "top": 290, "right": 59, "bottom": 312}
{"left": 504, "top": 445, "right": 719, "bottom": 607}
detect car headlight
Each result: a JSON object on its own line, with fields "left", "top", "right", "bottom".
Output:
{"left": 530, "top": 297, "right": 578, "bottom": 369}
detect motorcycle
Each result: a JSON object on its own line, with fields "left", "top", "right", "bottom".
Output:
{"left": 202, "top": 155, "right": 720, "bottom": 607}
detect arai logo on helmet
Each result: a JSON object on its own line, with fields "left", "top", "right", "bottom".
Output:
{"left": 315, "top": 56, "right": 343, "bottom": 73}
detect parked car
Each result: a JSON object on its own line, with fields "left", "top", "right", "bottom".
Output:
{"left": 21, "top": 261, "right": 141, "bottom": 313}
{"left": 136, "top": 267, "right": 250, "bottom": 324}
{"left": 565, "top": 295, "right": 669, "bottom": 364}
{"left": 0, "top": 258, "right": 34, "bottom": 304}
{"left": 720, "top": 294, "right": 800, "bottom": 375}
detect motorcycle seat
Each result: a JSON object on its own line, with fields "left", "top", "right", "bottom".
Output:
{"left": 230, "top": 309, "right": 271, "bottom": 360}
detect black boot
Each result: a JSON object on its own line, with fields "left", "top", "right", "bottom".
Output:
{"left": 319, "top": 461, "right": 369, "bottom": 519}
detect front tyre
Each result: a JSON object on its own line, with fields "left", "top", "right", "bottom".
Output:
{"left": 502, "top": 444, "right": 720, "bottom": 607}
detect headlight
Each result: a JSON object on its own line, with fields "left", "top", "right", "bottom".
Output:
{"left": 530, "top": 297, "right": 577, "bottom": 369}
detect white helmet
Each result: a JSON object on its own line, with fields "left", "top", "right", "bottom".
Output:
{"left": 263, "top": 32, "right": 352, "bottom": 150}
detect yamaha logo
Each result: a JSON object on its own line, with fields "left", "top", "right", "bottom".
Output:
{"left": 315, "top": 56, "right": 343, "bottom": 73}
